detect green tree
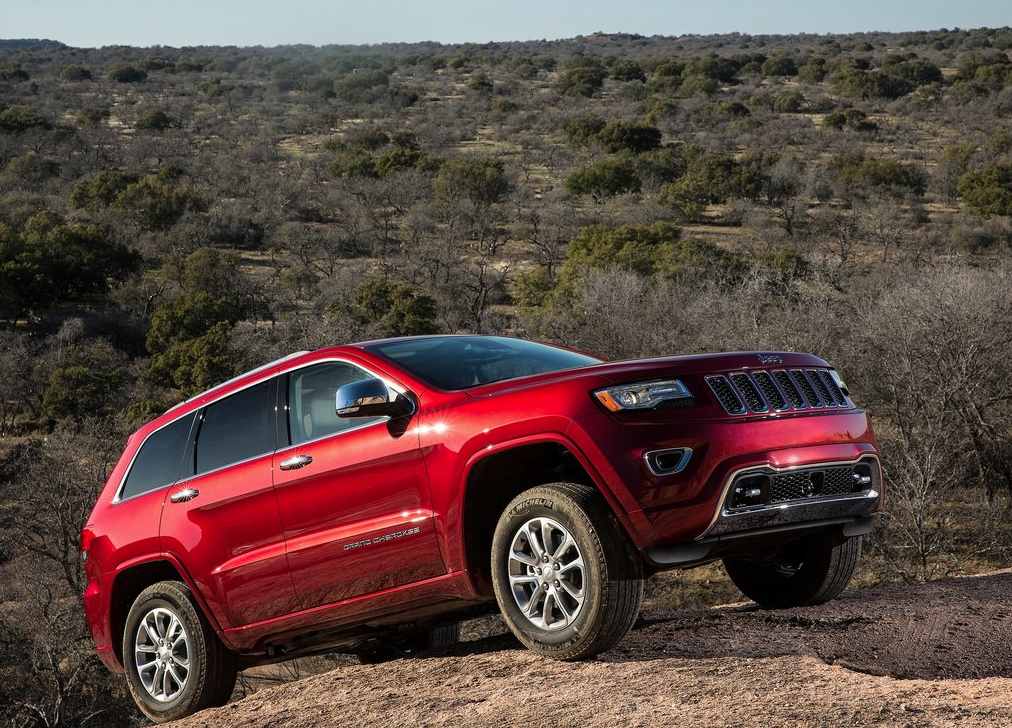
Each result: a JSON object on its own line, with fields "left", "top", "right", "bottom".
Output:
{"left": 594, "top": 120, "right": 662, "bottom": 153}
{"left": 958, "top": 163, "right": 1012, "bottom": 217}
{"left": 147, "top": 293, "right": 243, "bottom": 394}
{"left": 69, "top": 170, "right": 142, "bottom": 209}
{"left": 347, "top": 279, "right": 440, "bottom": 337}
{"left": 134, "top": 109, "right": 173, "bottom": 131}
{"left": 564, "top": 157, "right": 641, "bottom": 199}
{"left": 555, "top": 56, "right": 607, "bottom": 97}
{"left": 565, "top": 114, "right": 606, "bottom": 147}
{"left": 108, "top": 64, "right": 147, "bottom": 82}
{"left": 0, "top": 105, "right": 50, "bottom": 133}
{"left": 434, "top": 157, "right": 512, "bottom": 207}
{"left": 0, "top": 210, "right": 139, "bottom": 321}
{"left": 42, "top": 340, "right": 130, "bottom": 421}
{"left": 111, "top": 177, "right": 206, "bottom": 230}
{"left": 560, "top": 222, "right": 743, "bottom": 283}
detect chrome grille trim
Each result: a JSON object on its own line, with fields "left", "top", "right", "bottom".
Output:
{"left": 706, "top": 376, "right": 746, "bottom": 415}
{"left": 707, "top": 367, "right": 853, "bottom": 415}
{"left": 808, "top": 369, "right": 838, "bottom": 407}
{"left": 791, "top": 369, "right": 822, "bottom": 408}
{"left": 772, "top": 370, "right": 805, "bottom": 409}
{"left": 752, "top": 371, "right": 789, "bottom": 412}
{"left": 729, "top": 373, "right": 768, "bottom": 413}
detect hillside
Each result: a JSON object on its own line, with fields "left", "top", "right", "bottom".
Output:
{"left": 4, "top": 28, "right": 1012, "bottom": 727}
{"left": 174, "top": 572, "right": 1012, "bottom": 728}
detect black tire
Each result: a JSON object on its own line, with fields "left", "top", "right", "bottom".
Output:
{"left": 356, "top": 623, "right": 461, "bottom": 664}
{"left": 122, "top": 580, "right": 237, "bottom": 723}
{"left": 723, "top": 532, "right": 862, "bottom": 609}
{"left": 491, "top": 482, "right": 644, "bottom": 661}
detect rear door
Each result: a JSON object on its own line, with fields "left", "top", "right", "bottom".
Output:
{"left": 160, "top": 378, "right": 301, "bottom": 629}
{"left": 272, "top": 359, "right": 444, "bottom": 610}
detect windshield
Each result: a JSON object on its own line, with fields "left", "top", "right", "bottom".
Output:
{"left": 365, "top": 336, "right": 602, "bottom": 391}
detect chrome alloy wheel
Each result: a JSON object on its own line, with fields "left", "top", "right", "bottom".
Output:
{"left": 134, "top": 607, "right": 190, "bottom": 702}
{"left": 507, "top": 516, "right": 586, "bottom": 631}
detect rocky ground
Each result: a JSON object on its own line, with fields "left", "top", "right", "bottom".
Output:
{"left": 175, "top": 570, "right": 1012, "bottom": 728}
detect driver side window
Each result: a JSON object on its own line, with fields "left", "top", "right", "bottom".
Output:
{"left": 288, "top": 362, "right": 382, "bottom": 445}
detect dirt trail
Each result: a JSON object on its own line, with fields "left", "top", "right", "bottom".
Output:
{"left": 176, "top": 571, "right": 1012, "bottom": 728}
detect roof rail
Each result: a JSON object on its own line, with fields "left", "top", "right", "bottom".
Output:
{"left": 177, "top": 350, "right": 311, "bottom": 407}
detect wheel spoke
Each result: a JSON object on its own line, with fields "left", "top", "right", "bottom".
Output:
{"left": 167, "top": 663, "right": 187, "bottom": 690}
{"left": 540, "top": 520, "right": 556, "bottom": 561}
{"left": 549, "top": 586, "right": 573, "bottom": 626}
{"left": 137, "top": 658, "right": 159, "bottom": 673}
{"left": 508, "top": 572, "right": 539, "bottom": 588}
{"left": 162, "top": 663, "right": 174, "bottom": 698}
{"left": 526, "top": 521, "right": 547, "bottom": 560}
{"left": 559, "top": 575, "right": 585, "bottom": 600}
{"left": 167, "top": 615, "right": 182, "bottom": 642}
{"left": 510, "top": 549, "right": 539, "bottom": 567}
{"left": 134, "top": 606, "right": 191, "bottom": 702}
{"left": 551, "top": 535, "right": 575, "bottom": 561}
{"left": 505, "top": 515, "right": 588, "bottom": 633}
{"left": 143, "top": 619, "right": 160, "bottom": 646}
{"left": 557, "top": 554, "right": 584, "bottom": 576}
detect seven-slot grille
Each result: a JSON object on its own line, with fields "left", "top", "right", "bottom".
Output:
{"left": 706, "top": 368, "right": 850, "bottom": 415}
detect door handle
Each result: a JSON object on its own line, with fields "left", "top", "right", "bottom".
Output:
{"left": 279, "top": 455, "right": 313, "bottom": 471}
{"left": 169, "top": 488, "right": 199, "bottom": 503}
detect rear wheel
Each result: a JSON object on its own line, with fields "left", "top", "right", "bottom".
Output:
{"left": 491, "top": 482, "right": 643, "bottom": 660}
{"left": 122, "top": 581, "right": 237, "bottom": 723}
{"left": 723, "top": 532, "right": 862, "bottom": 609}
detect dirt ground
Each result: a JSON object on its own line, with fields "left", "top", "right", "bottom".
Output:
{"left": 175, "top": 570, "right": 1012, "bottom": 728}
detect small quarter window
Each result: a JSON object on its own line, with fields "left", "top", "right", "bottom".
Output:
{"left": 120, "top": 413, "right": 195, "bottom": 500}
{"left": 196, "top": 382, "right": 272, "bottom": 475}
{"left": 288, "top": 362, "right": 381, "bottom": 445}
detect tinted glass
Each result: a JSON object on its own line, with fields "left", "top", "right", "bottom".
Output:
{"left": 288, "top": 362, "right": 381, "bottom": 445}
{"left": 121, "top": 413, "right": 194, "bottom": 500}
{"left": 195, "top": 382, "right": 271, "bottom": 475}
{"left": 367, "top": 336, "right": 601, "bottom": 390}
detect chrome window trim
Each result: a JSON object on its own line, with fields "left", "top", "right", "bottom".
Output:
{"left": 113, "top": 354, "right": 409, "bottom": 504}
{"left": 112, "top": 412, "right": 197, "bottom": 505}
{"left": 280, "top": 356, "right": 409, "bottom": 447}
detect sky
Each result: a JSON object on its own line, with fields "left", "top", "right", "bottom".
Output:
{"left": 3, "top": 0, "right": 1009, "bottom": 48}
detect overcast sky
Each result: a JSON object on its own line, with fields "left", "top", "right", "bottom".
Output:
{"left": 4, "top": 0, "right": 1009, "bottom": 48}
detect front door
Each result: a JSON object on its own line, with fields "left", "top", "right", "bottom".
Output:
{"left": 272, "top": 360, "right": 444, "bottom": 610}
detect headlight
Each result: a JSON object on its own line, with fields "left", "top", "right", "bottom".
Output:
{"left": 593, "top": 379, "right": 693, "bottom": 412}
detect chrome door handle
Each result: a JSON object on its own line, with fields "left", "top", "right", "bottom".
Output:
{"left": 279, "top": 455, "right": 313, "bottom": 471}
{"left": 169, "top": 488, "right": 199, "bottom": 503}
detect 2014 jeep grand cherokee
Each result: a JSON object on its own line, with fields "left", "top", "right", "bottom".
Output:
{"left": 82, "top": 335, "right": 882, "bottom": 722}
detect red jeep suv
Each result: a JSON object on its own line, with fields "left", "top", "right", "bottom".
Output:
{"left": 81, "top": 335, "right": 882, "bottom": 722}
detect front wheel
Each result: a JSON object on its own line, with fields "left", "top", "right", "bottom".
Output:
{"left": 122, "top": 580, "right": 237, "bottom": 723}
{"left": 491, "top": 482, "right": 644, "bottom": 661}
{"left": 723, "top": 532, "right": 862, "bottom": 609}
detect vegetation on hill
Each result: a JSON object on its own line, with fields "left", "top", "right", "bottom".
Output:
{"left": 3, "top": 27, "right": 1012, "bottom": 726}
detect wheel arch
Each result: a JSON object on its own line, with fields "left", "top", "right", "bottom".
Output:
{"left": 459, "top": 435, "right": 633, "bottom": 596}
{"left": 107, "top": 555, "right": 221, "bottom": 668}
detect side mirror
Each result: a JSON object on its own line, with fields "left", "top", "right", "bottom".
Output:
{"left": 335, "top": 378, "right": 413, "bottom": 418}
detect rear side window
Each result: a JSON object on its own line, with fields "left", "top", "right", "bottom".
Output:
{"left": 196, "top": 382, "right": 272, "bottom": 475}
{"left": 120, "top": 413, "right": 195, "bottom": 500}
{"left": 288, "top": 362, "right": 381, "bottom": 446}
